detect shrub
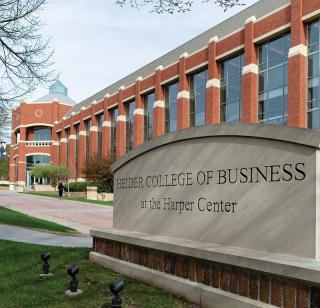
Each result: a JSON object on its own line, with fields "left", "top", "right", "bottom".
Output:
{"left": 68, "top": 181, "right": 93, "bottom": 192}
{"left": 82, "top": 154, "right": 115, "bottom": 193}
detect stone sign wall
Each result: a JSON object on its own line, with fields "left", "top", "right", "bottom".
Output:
{"left": 112, "top": 124, "right": 320, "bottom": 258}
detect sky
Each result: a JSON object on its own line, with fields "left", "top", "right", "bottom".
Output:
{"left": 30, "top": 0, "right": 259, "bottom": 104}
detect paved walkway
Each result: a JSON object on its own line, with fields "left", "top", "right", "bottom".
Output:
{"left": 0, "top": 224, "right": 92, "bottom": 247}
{"left": 0, "top": 191, "right": 113, "bottom": 234}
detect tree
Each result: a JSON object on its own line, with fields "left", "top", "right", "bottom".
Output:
{"left": 0, "top": 156, "right": 9, "bottom": 180}
{"left": 31, "top": 164, "right": 69, "bottom": 189}
{"left": 0, "top": 0, "right": 56, "bottom": 139}
{"left": 82, "top": 154, "right": 115, "bottom": 193}
{"left": 116, "top": 0, "right": 244, "bottom": 13}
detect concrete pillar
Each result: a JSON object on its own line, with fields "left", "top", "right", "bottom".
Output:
{"left": 206, "top": 36, "right": 220, "bottom": 124}
{"left": 153, "top": 66, "right": 165, "bottom": 137}
{"left": 288, "top": 0, "right": 307, "bottom": 128}
{"left": 116, "top": 87, "right": 126, "bottom": 158}
{"left": 177, "top": 52, "right": 190, "bottom": 129}
{"left": 241, "top": 16, "right": 258, "bottom": 123}
{"left": 133, "top": 77, "right": 144, "bottom": 148}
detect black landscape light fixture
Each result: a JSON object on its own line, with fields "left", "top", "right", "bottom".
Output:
{"left": 65, "top": 264, "right": 83, "bottom": 296}
{"left": 109, "top": 278, "right": 124, "bottom": 308}
{"left": 40, "top": 252, "right": 53, "bottom": 277}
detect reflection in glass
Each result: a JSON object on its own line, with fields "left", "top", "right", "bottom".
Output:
{"left": 258, "top": 33, "right": 290, "bottom": 125}
{"left": 220, "top": 54, "right": 244, "bottom": 122}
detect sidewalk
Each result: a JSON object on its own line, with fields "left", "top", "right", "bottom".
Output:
{"left": 0, "top": 190, "right": 113, "bottom": 234}
{"left": 0, "top": 224, "right": 92, "bottom": 247}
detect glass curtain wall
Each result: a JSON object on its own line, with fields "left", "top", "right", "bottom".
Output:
{"left": 85, "top": 119, "right": 91, "bottom": 162}
{"left": 308, "top": 20, "right": 320, "bottom": 130}
{"left": 97, "top": 114, "right": 104, "bottom": 156}
{"left": 144, "top": 92, "right": 155, "bottom": 141}
{"left": 164, "top": 82, "right": 179, "bottom": 133}
{"left": 126, "top": 100, "right": 135, "bottom": 152}
{"left": 258, "top": 33, "right": 291, "bottom": 125}
{"left": 189, "top": 69, "right": 208, "bottom": 127}
{"left": 220, "top": 54, "right": 244, "bottom": 122}
{"left": 110, "top": 108, "right": 118, "bottom": 156}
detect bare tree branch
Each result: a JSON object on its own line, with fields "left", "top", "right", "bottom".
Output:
{"left": 115, "top": 0, "right": 245, "bottom": 13}
{"left": 0, "top": 0, "right": 56, "bottom": 140}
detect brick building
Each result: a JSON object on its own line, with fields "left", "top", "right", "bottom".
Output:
{"left": 9, "top": 0, "right": 320, "bottom": 189}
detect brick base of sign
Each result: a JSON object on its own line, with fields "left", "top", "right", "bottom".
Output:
{"left": 93, "top": 237, "right": 320, "bottom": 308}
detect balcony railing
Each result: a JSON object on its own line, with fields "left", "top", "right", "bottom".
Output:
{"left": 26, "top": 141, "right": 52, "bottom": 147}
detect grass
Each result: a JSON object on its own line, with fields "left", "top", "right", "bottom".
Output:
{"left": 0, "top": 206, "right": 75, "bottom": 234}
{"left": 0, "top": 240, "right": 189, "bottom": 308}
{"left": 23, "top": 192, "right": 113, "bottom": 206}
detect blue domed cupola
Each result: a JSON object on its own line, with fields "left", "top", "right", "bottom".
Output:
{"left": 49, "top": 80, "right": 68, "bottom": 96}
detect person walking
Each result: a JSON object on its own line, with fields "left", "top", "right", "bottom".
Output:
{"left": 58, "top": 182, "right": 64, "bottom": 199}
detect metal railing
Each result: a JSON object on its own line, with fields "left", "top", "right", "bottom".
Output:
{"left": 26, "top": 140, "right": 52, "bottom": 147}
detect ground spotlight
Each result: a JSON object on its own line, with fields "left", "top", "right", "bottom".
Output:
{"left": 65, "top": 264, "right": 83, "bottom": 297}
{"left": 40, "top": 252, "right": 53, "bottom": 277}
{"left": 110, "top": 278, "right": 124, "bottom": 308}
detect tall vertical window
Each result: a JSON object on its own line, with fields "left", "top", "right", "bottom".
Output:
{"left": 110, "top": 108, "right": 118, "bottom": 156}
{"left": 96, "top": 114, "right": 104, "bottom": 157}
{"left": 189, "top": 69, "right": 208, "bottom": 127}
{"left": 144, "top": 92, "right": 155, "bottom": 141}
{"left": 126, "top": 100, "right": 135, "bottom": 152}
{"left": 65, "top": 129, "right": 70, "bottom": 167}
{"left": 308, "top": 20, "right": 320, "bottom": 130}
{"left": 258, "top": 33, "right": 290, "bottom": 125}
{"left": 85, "top": 119, "right": 91, "bottom": 161}
{"left": 220, "top": 54, "right": 244, "bottom": 122}
{"left": 164, "top": 82, "right": 179, "bottom": 133}
{"left": 75, "top": 125, "right": 80, "bottom": 179}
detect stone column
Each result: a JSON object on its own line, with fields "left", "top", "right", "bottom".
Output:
{"left": 116, "top": 86, "right": 126, "bottom": 158}
{"left": 241, "top": 16, "right": 258, "bottom": 123}
{"left": 153, "top": 66, "right": 165, "bottom": 137}
{"left": 206, "top": 36, "right": 220, "bottom": 124}
{"left": 177, "top": 52, "right": 190, "bottom": 129}
{"left": 133, "top": 77, "right": 144, "bottom": 147}
{"left": 288, "top": 0, "right": 307, "bottom": 128}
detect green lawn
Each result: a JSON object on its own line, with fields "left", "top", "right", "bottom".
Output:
{"left": 0, "top": 240, "right": 188, "bottom": 308}
{"left": 0, "top": 206, "right": 75, "bottom": 233}
{"left": 23, "top": 192, "right": 113, "bottom": 206}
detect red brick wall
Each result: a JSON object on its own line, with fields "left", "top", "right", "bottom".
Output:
{"left": 10, "top": 0, "right": 320, "bottom": 183}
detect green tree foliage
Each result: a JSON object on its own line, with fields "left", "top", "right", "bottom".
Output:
{"left": 0, "top": 157, "right": 9, "bottom": 180}
{"left": 82, "top": 155, "right": 115, "bottom": 193}
{"left": 0, "top": 144, "right": 10, "bottom": 180}
{"left": 31, "top": 164, "right": 69, "bottom": 187}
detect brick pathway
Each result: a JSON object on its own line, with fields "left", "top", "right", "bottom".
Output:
{"left": 0, "top": 191, "right": 113, "bottom": 234}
